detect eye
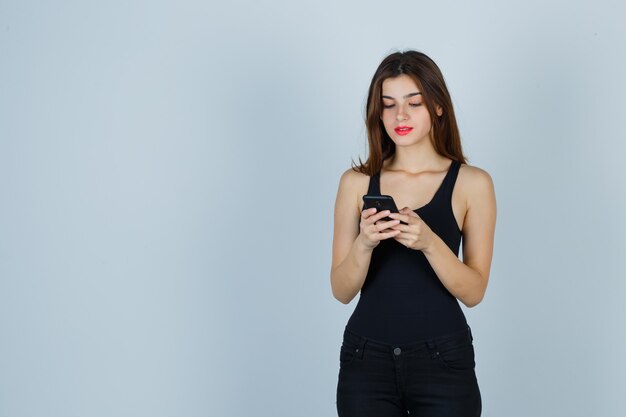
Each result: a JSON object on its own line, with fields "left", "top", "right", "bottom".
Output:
{"left": 383, "top": 104, "right": 394, "bottom": 109}
{"left": 410, "top": 103, "right": 422, "bottom": 107}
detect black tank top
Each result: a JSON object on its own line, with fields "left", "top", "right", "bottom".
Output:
{"left": 345, "top": 159, "right": 467, "bottom": 344}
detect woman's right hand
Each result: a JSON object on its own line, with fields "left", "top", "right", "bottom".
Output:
{"left": 358, "top": 208, "right": 401, "bottom": 250}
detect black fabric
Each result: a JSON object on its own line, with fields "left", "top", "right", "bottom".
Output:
{"left": 336, "top": 325, "right": 481, "bottom": 416}
{"left": 346, "top": 159, "right": 466, "bottom": 344}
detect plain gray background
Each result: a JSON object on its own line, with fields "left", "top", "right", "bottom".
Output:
{"left": 1, "top": 1, "right": 625, "bottom": 416}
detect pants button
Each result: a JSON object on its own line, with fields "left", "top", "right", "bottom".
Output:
{"left": 393, "top": 347, "right": 401, "bottom": 356}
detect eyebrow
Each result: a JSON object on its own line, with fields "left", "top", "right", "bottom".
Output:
{"left": 382, "top": 92, "right": 422, "bottom": 100}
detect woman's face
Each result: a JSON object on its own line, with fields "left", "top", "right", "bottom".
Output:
{"left": 380, "top": 74, "right": 442, "bottom": 146}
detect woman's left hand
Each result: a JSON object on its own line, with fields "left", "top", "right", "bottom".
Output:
{"left": 387, "top": 207, "right": 434, "bottom": 251}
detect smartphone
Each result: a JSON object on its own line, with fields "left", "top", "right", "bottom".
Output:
{"left": 362, "top": 195, "right": 408, "bottom": 225}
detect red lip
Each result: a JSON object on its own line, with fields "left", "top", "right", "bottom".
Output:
{"left": 394, "top": 126, "right": 413, "bottom": 136}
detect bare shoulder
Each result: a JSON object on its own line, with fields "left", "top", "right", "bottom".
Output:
{"left": 457, "top": 164, "right": 497, "bottom": 219}
{"left": 457, "top": 162, "right": 496, "bottom": 203}
{"left": 337, "top": 167, "right": 371, "bottom": 216}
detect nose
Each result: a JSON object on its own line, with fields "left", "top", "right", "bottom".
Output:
{"left": 396, "top": 110, "right": 407, "bottom": 121}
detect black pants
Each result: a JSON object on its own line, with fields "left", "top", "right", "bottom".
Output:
{"left": 336, "top": 326, "right": 481, "bottom": 416}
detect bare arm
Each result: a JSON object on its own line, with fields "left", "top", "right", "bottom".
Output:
{"left": 331, "top": 235, "right": 374, "bottom": 304}
{"left": 330, "top": 169, "right": 400, "bottom": 304}
{"left": 421, "top": 167, "right": 497, "bottom": 307}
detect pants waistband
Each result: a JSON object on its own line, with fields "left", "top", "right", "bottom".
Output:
{"left": 343, "top": 325, "right": 473, "bottom": 355}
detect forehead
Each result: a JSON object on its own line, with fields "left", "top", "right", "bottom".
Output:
{"left": 381, "top": 74, "right": 421, "bottom": 98}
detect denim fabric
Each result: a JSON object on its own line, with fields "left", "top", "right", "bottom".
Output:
{"left": 336, "top": 326, "right": 481, "bottom": 416}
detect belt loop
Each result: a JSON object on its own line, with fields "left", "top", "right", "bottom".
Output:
{"left": 425, "top": 340, "right": 438, "bottom": 359}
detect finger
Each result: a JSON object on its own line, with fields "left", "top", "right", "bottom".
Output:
{"left": 373, "top": 209, "right": 393, "bottom": 221}
{"left": 361, "top": 207, "right": 378, "bottom": 219}
{"left": 388, "top": 222, "right": 409, "bottom": 232}
{"left": 398, "top": 207, "right": 420, "bottom": 216}
{"left": 361, "top": 207, "right": 382, "bottom": 220}
{"left": 378, "top": 229, "right": 401, "bottom": 240}
{"left": 392, "top": 230, "right": 406, "bottom": 239}
{"left": 376, "top": 218, "right": 401, "bottom": 231}
{"left": 405, "top": 210, "right": 420, "bottom": 218}
{"left": 393, "top": 230, "right": 415, "bottom": 245}
{"left": 368, "top": 210, "right": 392, "bottom": 224}
{"left": 388, "top": 212, "right": 410, "bottom": 223}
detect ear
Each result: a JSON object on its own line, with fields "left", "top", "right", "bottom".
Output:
{"left": 436, "top": 105, "right": 443, "bottom": 117}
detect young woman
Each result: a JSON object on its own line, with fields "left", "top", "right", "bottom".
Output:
{"left": 331, "top": 50, "right": 496, "bottom": 417}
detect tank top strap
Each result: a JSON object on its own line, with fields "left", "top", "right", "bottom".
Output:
{"left": 440, "top": 159, "right": 461, "bottom": 198}
{"left": 360, "top": 171, "right": 381, "bottom": 215}
{"left": 368, "top": 171, "right": 381, "bottom": 195}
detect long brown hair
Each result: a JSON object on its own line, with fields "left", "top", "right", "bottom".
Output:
{"left": 352, "top": 50, "right": 468, "bottom": 176}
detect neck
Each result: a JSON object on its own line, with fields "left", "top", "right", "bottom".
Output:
{"left": 385, "top": 138, "right": 446, "bottom": 174}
